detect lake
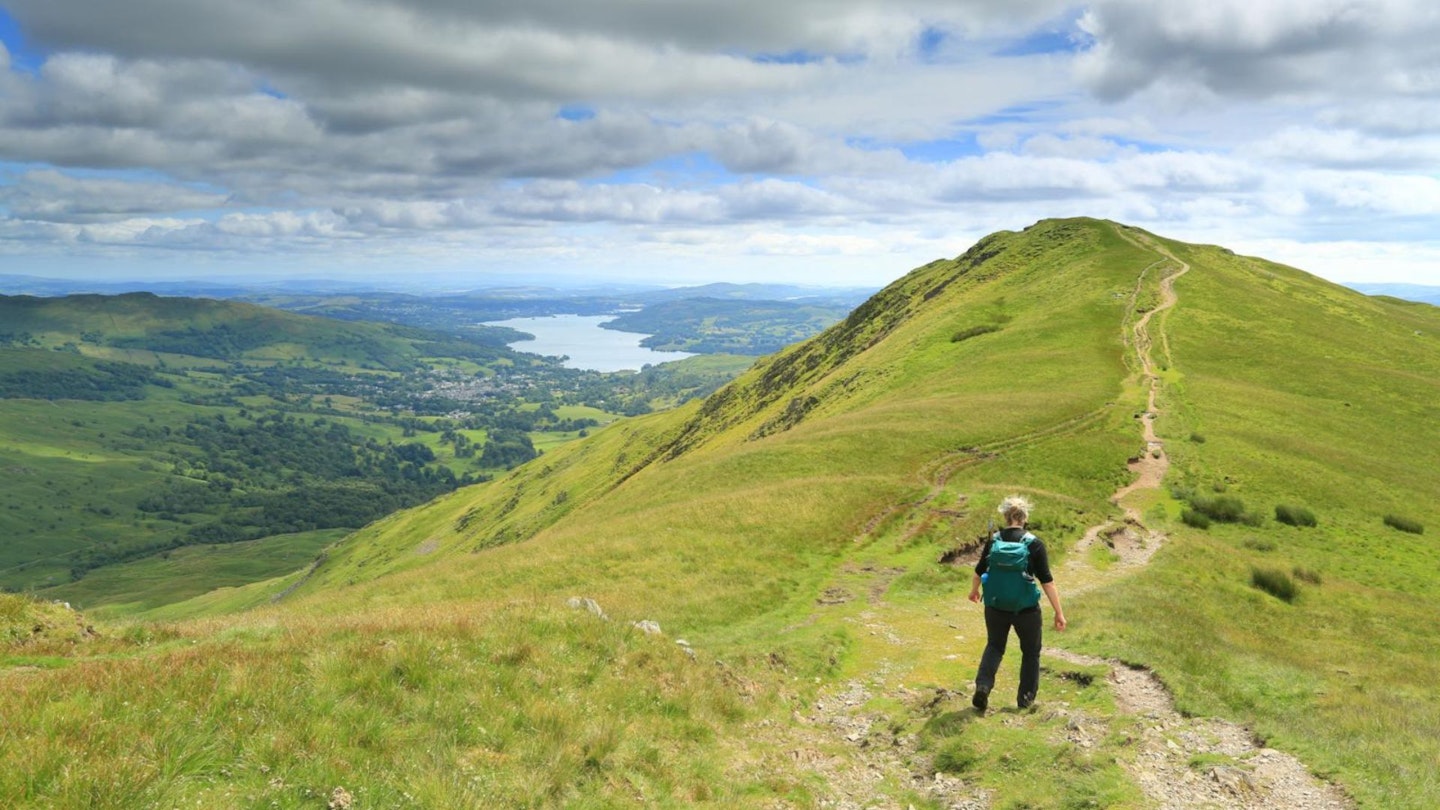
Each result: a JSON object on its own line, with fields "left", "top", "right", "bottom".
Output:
{"left": 483, "top": 314, "right": 696, "bottom": 372}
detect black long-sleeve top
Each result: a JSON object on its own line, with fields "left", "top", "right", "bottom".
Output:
{"left": 974, "top": 527, "right": 1054, "bottom": 584}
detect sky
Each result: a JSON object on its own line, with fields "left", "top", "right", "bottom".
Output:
{"left": 0, "top": 0, "right": 1437, "bottom": 289}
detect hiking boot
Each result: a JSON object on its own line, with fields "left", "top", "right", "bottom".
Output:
{"left": 971, "top": 685, "right": 990, "bottom": 712}
{"left": 1017, "top": 692, "right": 1035, "bottom": 710}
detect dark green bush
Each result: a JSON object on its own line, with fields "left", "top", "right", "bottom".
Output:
{"left": 1181, "top": 509, "right": 1211, "bottom": 529}
{"left": 1292, "top": 566, "right": 1323, "bottom": 585}
{"left": 1383, "top": 514, "right": 1424, "bottom": 535}
{"left": 1275, "top": 504, "right": 1318, "bottom": 527}
{"left": 1189, "top": 432, "right": 1206, "bottom": 443}
{"left": 950, "top": 324, "right": 1001, "bottom": 343}
{"left": 1251, "top": 567, "right": 1298, "bottom": 602}
{"left": 1190, "top": 494, "right": 1247, "bottom": 523}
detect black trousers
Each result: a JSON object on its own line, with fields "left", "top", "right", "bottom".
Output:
{"left": 975, "top": 605, "right": 1043, "bottom": 704}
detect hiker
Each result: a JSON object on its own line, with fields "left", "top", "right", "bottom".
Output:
{"left": 968, "top": 495, "right": 1066, "bottom": 711}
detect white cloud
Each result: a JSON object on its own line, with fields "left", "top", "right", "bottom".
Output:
{"left": 1250, "top": 127, "right": 1440, "bottom": 169}
{"left": 0, "top": 1, "right": 1436, "bottom": 287}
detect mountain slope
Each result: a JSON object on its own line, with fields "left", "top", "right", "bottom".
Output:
{"left": 3, "top": 218, "right": 1437, "bottom": 808}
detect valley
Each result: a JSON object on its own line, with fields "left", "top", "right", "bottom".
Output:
{"left": 0, "top": 293, "right": 753, "bottom": 610}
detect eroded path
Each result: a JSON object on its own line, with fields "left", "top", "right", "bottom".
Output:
{"left": 1051, "top": 228, "right": 1351, "bottom": 809}
{"left": 744, "top": 226, "right": 1354, "bottom": 809}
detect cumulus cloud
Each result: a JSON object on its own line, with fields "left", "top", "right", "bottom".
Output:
{"left": 0, "top": 0, "right": 1436, "bottom": 286}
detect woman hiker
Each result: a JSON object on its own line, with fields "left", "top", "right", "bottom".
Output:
{"left": 968, "top": 495, "right": 1067, "bottom": 711}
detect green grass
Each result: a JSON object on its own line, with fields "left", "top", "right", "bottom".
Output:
{"left": 1067, "top": 233, "right": 1440, "bottom": 808}
{"left": 4, "top": 219, "right": 1439, "bottom": 807}
{"left": 42, "top": 529, "right": 347, "bottom": 619}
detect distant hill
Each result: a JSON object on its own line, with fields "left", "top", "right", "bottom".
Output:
{"left": 633, "top": 281, "right": 876, "bottom": 307}
{"left": 0, "top": 290, "right": 516, "bottom": 366}
{"left": 3, "top": 219, "right": 1437, "bottom": 808}
{"left": 1344, "top": 281, "right": 1440, "bottom": 306}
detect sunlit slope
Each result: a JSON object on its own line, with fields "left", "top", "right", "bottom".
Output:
{"left": 272, "top": 218, "right": 1151, "bottom": 626}
{"left": 1069, "top": 235, "right": 1440, "bottom": 806}
{"left": 0, "top": 291, "right": 482, "bottom": 366}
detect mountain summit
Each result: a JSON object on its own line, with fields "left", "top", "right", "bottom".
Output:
{"left": 3, "top": 218, "right": 1437, "bottom": 808}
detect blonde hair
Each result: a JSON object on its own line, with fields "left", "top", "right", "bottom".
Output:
{"left": 998, "top": 495, "right": 1032, "bottom": 526}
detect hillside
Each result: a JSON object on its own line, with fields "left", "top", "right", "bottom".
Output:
{"left": 3, "top": 218, "right": 1438, "bottom": 808}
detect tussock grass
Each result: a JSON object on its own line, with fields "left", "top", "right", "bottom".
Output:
{"left": 1181, "top": 509, "right": 1211, "bottom": 529}
{"left": 1383, "top": 514, "right": 1424, "bottom": 534}
{"left": 1274, "top": 504, "right": 1318, "bottom": 527}
{"left": 1243, "top": 536, "right": 1276, "bottom": 552}
{"left": 1250, "top": 566, "right": 1298, "bottom": 602}
{"left": 2, "top": 602, "right": 762, "bottom": 807}
{"left": 949, "top": 324, "right": 1001, "bottom": 342}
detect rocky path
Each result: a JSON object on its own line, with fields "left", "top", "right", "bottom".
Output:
{"left": 1050, "top": 228, "right": 1352, "bottom": 809}
{"left": 753, "top": 227, "right": 1352, "bottom": 809}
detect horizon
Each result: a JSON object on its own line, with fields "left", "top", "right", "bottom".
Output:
{"left": 1, "top": 2, "right": 1438, "bottom": 289}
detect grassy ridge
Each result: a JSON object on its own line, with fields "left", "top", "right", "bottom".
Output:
{"left": 1064, "top": 236, "right": 1440, "bottom": 807}
{"left": 4, "top": 219, "right": 1438, "bottom": 807}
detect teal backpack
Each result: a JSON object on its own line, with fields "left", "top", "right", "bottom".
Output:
{"left": 982, "top": 532, "right": 1042, "bottom": 612}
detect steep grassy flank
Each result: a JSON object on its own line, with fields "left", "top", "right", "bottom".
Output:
{"left": 4, "top": 219, "right": 1435, "bottom": 807}
{"left": 1066, "top": 236, "right": 1440, "bottom": 807}
{"left": 263, "top": 218, "right": 1146, "bottom": 616}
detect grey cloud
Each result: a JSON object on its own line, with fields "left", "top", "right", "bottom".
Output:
{"left": 0, "top": 171, "right": 229, "bottom": 223}
{"left": 4, "top": 0, "right": 825, "bottom": 102}
{"left": 6, "top": 1, "right": 1068, "bottom": 72}
{"left": 1076, "top": 0, "right": 1440, "bottom": 101}
{"left": 711, "top": 120, "right": 814, "bottom": 174}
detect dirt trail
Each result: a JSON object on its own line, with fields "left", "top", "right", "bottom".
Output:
{"left": 1051, "top": 227, "right": 1352, "bottom": 809}
{"left": 747, "top": 226, "right": 1351, "bottom": 809}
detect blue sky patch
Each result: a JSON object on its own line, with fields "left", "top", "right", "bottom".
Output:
{"left": 0, "top": 9, "right": 46, "bottom": 73}
{"left": 750, "top": 50, "right": 826, "bottom": 65}
{"left": 557, "top": 105, "right": 596, "bottom": 122}
{"left": 996, "top": 29, "right": 1082, "bottom": 57}
{"left": 995, "top": 11, "right": 1092, "bottom": 58}
{"left": 917, "top": 26, "right": 947, "bottom": 60}
{"left": 596, "top": 153, "right": 732, "bottom": 187}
